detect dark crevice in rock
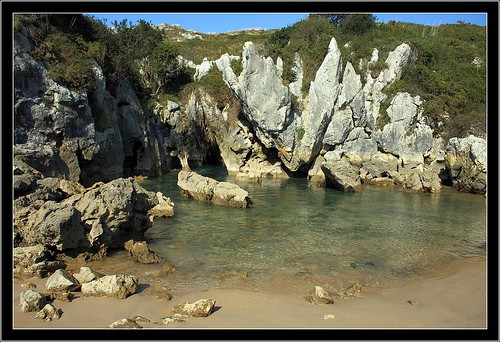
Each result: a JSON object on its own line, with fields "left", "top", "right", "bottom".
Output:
{"left": 123, "top": 139, "right": 142, "bottom": 177}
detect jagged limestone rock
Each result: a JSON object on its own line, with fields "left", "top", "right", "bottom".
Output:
{"left": 445, "top": 135, "right": 487, "bottom": 194}
{"left": 294, "top": 37, "right": 343, "bottom": 168}
{"left": 363, "top": 43, "right": 416, "bottom": 128}
{"left": 17, "top": 178, "right": 163, "bottom": 250}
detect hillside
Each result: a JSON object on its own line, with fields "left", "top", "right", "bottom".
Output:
{"left": 164, "top": 16, "right": 486, "bottom": 141}
{"left": 13, "top": 13, "right": 487, "bottom": 196}
{"left": 15, "top": 14, "right": 486, "bottom": 141}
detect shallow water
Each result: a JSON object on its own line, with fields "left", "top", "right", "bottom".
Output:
{"left": 129, "top": 165, "right": 487, "bottom": 294}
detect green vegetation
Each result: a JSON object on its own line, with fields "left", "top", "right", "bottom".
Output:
{"left": 160, "top": 25, "right": 273, "bottom": 64}
{"left": 296, "top": 127, "right": 305, "bottom": 140}
{"left": 315, "top": 14, "right": 377, "bottom": 34}
{"left": 15, "top": 14, "right": 486, "bottom": 140}
{"left": 265, "top": 15, "right": 486, "bottom": 139}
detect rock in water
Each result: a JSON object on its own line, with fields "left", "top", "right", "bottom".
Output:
{"left": 177, "top": 170, "right": 251, "bottom": 208}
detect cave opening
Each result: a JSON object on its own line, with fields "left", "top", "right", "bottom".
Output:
{"left": 205, "top": 142, "right": 224, "bottom": 166}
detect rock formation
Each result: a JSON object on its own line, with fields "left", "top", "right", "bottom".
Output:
{"left": 15, "top": 177, "right": 173, "bottom": 251}
{"left": 445, "top": 135, "right": 487, "bottom": 194}
{"left": 177, "top": 170, "right": 252, "bottom": 208}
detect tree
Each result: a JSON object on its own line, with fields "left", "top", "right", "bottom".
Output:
{"left": 340, "top": 14, "right": 377, "bottom": 34}
{"left": 312, "top": 13, "right": 377, "bottom": 34}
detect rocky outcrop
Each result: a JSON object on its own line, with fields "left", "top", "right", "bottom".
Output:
{"left": 14, "top": 27, "right": 176, "bottom": 189}
{"left": 15, "top": 177, "right": 171, "bottom": 251}
{"left": 445, "top": 135, "right": 487, "bottom": 194}
{"left": 14, "top": 245, "right": 66, "bottom": 279}
{"left": 217, "top": 43, "right": 293, "bottom": 150}
{"left": 177, "top": 170, "right": 252, "bottom": 208}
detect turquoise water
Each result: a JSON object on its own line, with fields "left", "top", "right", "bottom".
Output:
{"left": 139, "top": 166, "right": 487, "bottom": 293}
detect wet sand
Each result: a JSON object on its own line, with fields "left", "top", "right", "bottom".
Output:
{"left": 11, "top": 258, "right": 487, "bottom": 333}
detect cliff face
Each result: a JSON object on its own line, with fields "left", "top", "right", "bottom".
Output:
{"left": 13, "top": 24, "right": 487, "bottom": 195}
{"left": 14, "top": 27, "right": 174, "bottom": 188}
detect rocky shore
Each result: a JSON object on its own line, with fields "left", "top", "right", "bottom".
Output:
{"left": 11, "top": 20, "right": 488, "bottom": 332}
{"left": 13, "top": 259, "right": 486, "bottom": 330}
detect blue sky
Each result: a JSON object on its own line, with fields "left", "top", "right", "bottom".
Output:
{"left": 87, "top": 13, "right": 487, "bottom": 33}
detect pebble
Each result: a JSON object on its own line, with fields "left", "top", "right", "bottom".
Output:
{"left": 324, "top": 314, "right": 335, "bottom": 320}
{"left": 407, "top": 300, "right": 418, "bottom": 305}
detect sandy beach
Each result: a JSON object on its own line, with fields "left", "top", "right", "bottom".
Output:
{"left": 11, "top": 256, "right": 488, "bottom": 336}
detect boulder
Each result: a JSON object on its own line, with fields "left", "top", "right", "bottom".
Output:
{"left": 321, "top": 159, "right": 362, "bottom": 192}
{"left": 73, "top": 266, "right": 104, "bottom": 284}
{"left": 178, "top": 170, "right": 251, "bottom": 208}
{"left": 35, "top": 304, "right": 61, "bottom": 321}
{"left": 81, "top": 275, "right": 138, "bottom": 299}
{"left": 19, "top": 290, "right": 48, "bottom": 312}
{"left": 171, "top": 299, "right": 216, "bottom": 317}
{"left": 45, "top": 269, "right": 80, "bottom": 292}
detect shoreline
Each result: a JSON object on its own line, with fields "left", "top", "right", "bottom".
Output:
{"left": 12, "top": 257, "right": 487, "bottom": 330}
